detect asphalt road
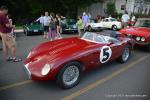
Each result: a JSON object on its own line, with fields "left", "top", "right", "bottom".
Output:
{"left": 0, "top": 32, "right": 150, "bottom": 100}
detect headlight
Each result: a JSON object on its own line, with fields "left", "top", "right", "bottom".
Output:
{"left": 41, "top": 64, "right": 51, "bottom": 76}
{"left": 136, "top": 37, "right": 141, "bottom": 41}
{"left": 141, "top": 37, "right": 145, "bottom": 42}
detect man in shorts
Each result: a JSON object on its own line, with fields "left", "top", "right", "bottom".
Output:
{"left": 0, "top": 6, "right": 21, "bottom": 62}
{"left": 43, "top": 12, "right": 50, "bottom": 39}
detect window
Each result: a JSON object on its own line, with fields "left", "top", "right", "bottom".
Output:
{"left": 121, "top": 5, "right": 125, "bottom": 10}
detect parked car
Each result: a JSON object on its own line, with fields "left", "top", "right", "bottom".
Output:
{"left": 119, "top": 18, "right": 150, "bottom": 51}
{"left": 101, "top": 18, "right": 122, "bottom": 30}
{"left": 61, "top": 18, "right": 78, "bottom": 33}
{"left": 87, "top": 18, "right": 122, "bottom": 31}
{"left": 24, "top": 30, "right": 135, "bottom": 89}
{"left": 23, "top": 22, "right": 44, "bottom": 36}
{"left": 86, "top": 19, "right": 104, "bottom": 31}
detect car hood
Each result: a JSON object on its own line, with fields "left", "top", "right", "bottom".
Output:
{"left": 26, "top": 37, "right": 99, "bottom": 63}
{"left": 25, "top": 24, "right": 42, "bottom": 30}
{"left": 120, "top": 27, "right": 150, "bottom": 37}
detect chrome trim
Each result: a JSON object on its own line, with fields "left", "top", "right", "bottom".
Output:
{"left": 24, "top": 63, "right": 31, "bottom": 79}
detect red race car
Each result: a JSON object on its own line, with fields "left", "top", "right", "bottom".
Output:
{"left": 119, "top": 18, "right": 150, "bottom": 51}
{"left": 24, "top": 31, "right": 135, "bottom": 89}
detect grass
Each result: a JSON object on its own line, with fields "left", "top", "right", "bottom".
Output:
{"left": 15, "top": 26, "right": 23, "bottom": 30}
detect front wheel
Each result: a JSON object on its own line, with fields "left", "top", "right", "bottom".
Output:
{"left": 118, "top": 45, "right": 131, "bottom": 63}
{"left": 146, "top": 44, "right": 150, "bottom": 52}
{"left": 56, "top": 61, "right": 82, "bottom": 89}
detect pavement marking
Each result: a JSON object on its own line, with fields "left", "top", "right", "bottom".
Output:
{"left": 62, "top": 55, "right": 150, "bottom": 100}
{"left": 0, "top": 80, "right": 32, "bottom": 91}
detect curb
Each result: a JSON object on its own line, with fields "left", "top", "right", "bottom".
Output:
{"left": 14, "top": 29, "right": 24, "bottom": 33}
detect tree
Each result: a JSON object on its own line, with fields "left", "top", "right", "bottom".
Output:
{"left": 0, "top": 0, "right": 104, "bottom": 23}
{"left": 105, "top": 1, "right": 118, "bottom": 17}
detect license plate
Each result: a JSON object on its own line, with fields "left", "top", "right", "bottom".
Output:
{"left": 34, "top": 30, "right": 38, "bottom": 32}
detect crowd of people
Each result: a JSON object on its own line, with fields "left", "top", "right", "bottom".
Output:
{"left": 36, "top": 12, "right": 62, "bottom": 40}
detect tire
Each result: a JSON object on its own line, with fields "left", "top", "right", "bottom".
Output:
{"left": 112, "top": 25, "right": 117, "bottom": 31}
{"left": 118, "top": 45, "right": 131, "bottom": 63}
{"left": 146, "top": 44, "right": 150, "bottom": 52}
{"left": 56, "top": 61, "right": 83, "bottom": 89}
{"left": 88, "top": 26, "right": 92, "bottom": 31}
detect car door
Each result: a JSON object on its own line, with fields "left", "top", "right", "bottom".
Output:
{"left": 102, "top": 19, "right": 112, "bottom": 29}
{"left": 107, "top": 37, "right": 124, "bottom": 60}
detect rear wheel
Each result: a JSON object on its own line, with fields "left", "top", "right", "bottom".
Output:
{"left": 56, "top": 61, "right": 83, "bottom": 89}
{"left": 118, "top": 45, "right": 131, "bottom": 63}
{"left": 87, "top": 25, "right": 92, "bottom": 32}
{"left": 112, "top": 25, "right": 117, "bottom": 31}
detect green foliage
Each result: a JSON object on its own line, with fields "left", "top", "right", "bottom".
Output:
{"left": 0, "top": 0, "right": 104, "bottom": 24}
{"left": 105, "top": 1, "right": 117, "bottom": 17}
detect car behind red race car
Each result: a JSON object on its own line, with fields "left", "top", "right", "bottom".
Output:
{"left": 24, "top": 30, "right": 135, "bottom": 89}
{"left": 119, "top": 18, "right": 150, "bottom": 51}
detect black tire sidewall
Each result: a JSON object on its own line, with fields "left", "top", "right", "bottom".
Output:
{"left": 112, "top": 25, "right": 117, "bottom": 31}
{"left": 56, "top": 61, "right": 82, "bottom": 89}
{"left": 119, "top": 45, "right": 131, "bottom": 63}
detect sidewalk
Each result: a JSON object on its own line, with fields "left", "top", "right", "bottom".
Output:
{"left": 14, "top": 29, "right": 24, "bottom": 33}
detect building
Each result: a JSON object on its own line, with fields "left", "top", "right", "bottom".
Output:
{"left": 78, "top": 0, "right": 150, "bottom": 18}
{"left": 116, "top": 0, "right": 150, "bottom": 15}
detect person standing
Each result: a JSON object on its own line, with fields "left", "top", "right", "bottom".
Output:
{"left": 49, "top": 12, "right": 57, "bottom": 41}
{"left": 0, "top": 6, "right": 21, "bottom": 62}
{"left": 121, "top": 11, "right": 130, "bottom": 28}
{"left": 76, "top": 16, "right": 83, "bottom": 37}
{"left": 36, "top": 13, "right": 44, "bottom": 25}
{"left": 131, "top": 14, "right": 136, "bottom": 26}
{"left": 82, "top": 12, "right": 88, "bottom": 32}
{"left": 43, "top": 12, "right": 50, "bottom": 39}
{"left": 56, "top": 14, "right": 62, "bottom": 39}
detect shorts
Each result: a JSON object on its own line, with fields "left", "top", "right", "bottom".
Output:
{"left": 44, "top": 26, "right": 49, "bottom": 33}
{"left": 0, "top": 33, "right": 16, "bottom": 51}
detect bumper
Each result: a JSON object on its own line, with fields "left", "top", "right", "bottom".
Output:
{"left": 136, "top": 41, "right": 149, "bottom": 46}
{"left": 24, "top": 63, "right": 31, "bottom": 79}
{"left": 63, "top": 29, "right": 78, "bottom": 32}
{"left": 24, "top": 63, "right": 55, "bottom": 81}
{"left": 29, "top": 30, "right": 44, "bottom": 33}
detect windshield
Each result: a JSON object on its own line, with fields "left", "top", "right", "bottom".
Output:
{"left": 81, "top": 32, "right": 116, "bottom": 43}
{"left": 110, "top": 18, "right": 117, "bottom": 21}
{"left": 62, "top": 19, "right": 76, "bottom": 25}
{"left": 135, "top": 19, "right": 150, "bottom": 28}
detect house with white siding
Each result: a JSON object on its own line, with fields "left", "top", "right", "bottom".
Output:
{"left": 78, "top": 0, "right": 150, "bottom": 18}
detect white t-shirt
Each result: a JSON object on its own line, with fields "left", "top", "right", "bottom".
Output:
{"left": 43, "top": 16, "right": 51, "bottom": 26}
{"left": 131, "top": 16, "right": 136, "bottom": 22}
{"left": 36, "top": 16, "right": 44, "bottom": 24}
{"left": 122, "top": 14, "right": 130, "bottom": 22}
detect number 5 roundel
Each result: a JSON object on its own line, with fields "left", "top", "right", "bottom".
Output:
{"left": 100, "top": 46, "right": 112, "bottom": 63}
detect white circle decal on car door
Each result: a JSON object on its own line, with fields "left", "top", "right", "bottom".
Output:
{"left": 100, "top": 46, "right": 112, "bottom": 63}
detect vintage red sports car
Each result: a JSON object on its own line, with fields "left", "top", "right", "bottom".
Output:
{"left": 24, "top": 31, "right": 135, "bottom": 89}
{"left": 119, "top": 18, "right": 150, "bottom": 51}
